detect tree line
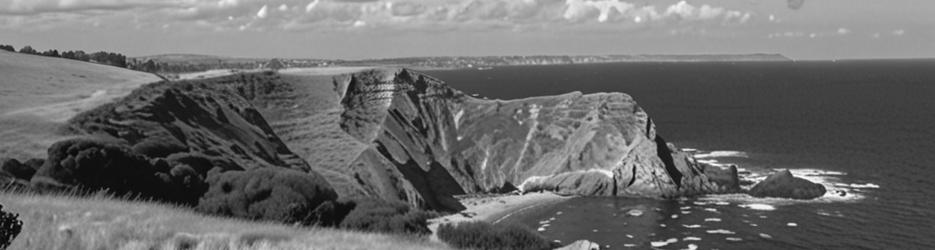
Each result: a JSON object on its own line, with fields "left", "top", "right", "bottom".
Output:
{"left": 1, "top": 44, "right": 127, "bottom": 68}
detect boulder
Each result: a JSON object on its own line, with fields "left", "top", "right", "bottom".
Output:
{"left": 702, "top": 164, "right": 741, "bottom": 193}
{"left": 748, "top": 170, "right": 826, "bottom": 199}
{"left": 556, "top": 240, "right": 601, "bottom": 250}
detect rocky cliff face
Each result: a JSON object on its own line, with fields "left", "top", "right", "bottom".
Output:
{"left": 66, "top": 72, "right": 311, "bottom": 173}
{"left": 335, "top": 69, "right": 729, "bottom": 211}
{"left": 24, "top": 68, "right": 733, "bottom": 212}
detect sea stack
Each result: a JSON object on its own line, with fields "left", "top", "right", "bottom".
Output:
{"left": 748, "top": 170, "right": 827, "bottom": 199}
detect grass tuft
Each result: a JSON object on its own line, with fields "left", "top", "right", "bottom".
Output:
{"left": 0, "top": 191, "right": 451, "bottom": 250}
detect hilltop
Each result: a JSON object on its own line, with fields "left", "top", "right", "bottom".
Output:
{"left": 0, "top": 50, "right": 161, "bottom": 160}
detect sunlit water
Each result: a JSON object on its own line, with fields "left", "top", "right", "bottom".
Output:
{"left": 426, "top": 60, "right": 935, "bottom": 249}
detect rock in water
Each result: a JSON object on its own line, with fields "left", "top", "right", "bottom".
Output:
{"left": 748, "top": 170, "right": 826, "bottom": 199}
{"left": 702, "top": 164, "right": 741, "bottom": 193}
{"left": 556, "top": 240, "right": 601, "bottom": 250}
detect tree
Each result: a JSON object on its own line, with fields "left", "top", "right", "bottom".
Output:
{"left": 18, "top": 46, "right": 37, "bottom": 55}
{"left": 0, "top": 45, "right": 14, "bottom": 52}
{"left": 41, "top": 49, "right": 60, "bottom": 58}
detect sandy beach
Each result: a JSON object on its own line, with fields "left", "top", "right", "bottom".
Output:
{"left": 427, "top": 192, "right": 571, "bottom": 240}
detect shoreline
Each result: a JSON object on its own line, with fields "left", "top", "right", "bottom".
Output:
{"left": 427, "top": 192, "right": 572, "bottom": 240}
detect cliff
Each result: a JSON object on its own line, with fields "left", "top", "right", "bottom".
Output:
{"left": 331, "top": 69, "right": 729, "bottom": 210}
{"left": 4, "top": 65, "right": 735, "bottom": 212}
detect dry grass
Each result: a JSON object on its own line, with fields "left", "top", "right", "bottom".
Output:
{"left": 0, "top": 191, "right": 452, "bottom": 250}
{"left": 0, "top": 51, "right": 161, "bottom": 160}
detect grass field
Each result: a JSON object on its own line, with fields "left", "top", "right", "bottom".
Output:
{"left": 0, "top": 191, "right": 452, "bottom": 250}
{"left": 0, "top": 51, "right": 161, "bottom": 160}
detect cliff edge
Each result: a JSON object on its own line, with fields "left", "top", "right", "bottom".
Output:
{"left": 330, "top": 69, "right": 731, "bottom": 211}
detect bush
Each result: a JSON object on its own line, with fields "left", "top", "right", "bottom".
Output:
{"left": 0, "top": 204, "right": 22, "bottom": 249}
{"left": 437, "top": 221, "right": 554, "bottom": 250}
{"left": 31, "top": 138, "right": 207, "bottom": 205}
{"left": 33, "top": 139, "right": 167, "bottom": 194}
{"left": 195, "top": 168, "right": 337, "bottom": 225}
{"left": 0, "top": 158, "right": 34, "bottom": 180}
{"left": 132, "top": 138, "right": 188, "bottom": 158}
{"left": 339, "top": 199, "right": 431, "bottom": 235}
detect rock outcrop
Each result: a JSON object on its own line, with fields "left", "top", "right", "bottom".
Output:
{"left": 333, "top": 69, "right": 730, "bottom": 210}
{"left": 556, "top": 240, "right": 601, "bottom": 250}
{"left": 748, "top": 170, "right": 826, "bottom": 199}
{"left": 701, "top": 164, "right": 742, "bottom": 193}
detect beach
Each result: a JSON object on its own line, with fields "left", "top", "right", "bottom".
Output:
{"left": 427, "top": 192, "right": 571, "bottom": 240}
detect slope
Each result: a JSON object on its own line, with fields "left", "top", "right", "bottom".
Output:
{"left": 0, "top": 51, "right": 161, "bottom": 160}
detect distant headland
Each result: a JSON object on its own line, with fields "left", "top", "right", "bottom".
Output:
{"left": 133, "top": 53, "right": 792, "bottom": 73}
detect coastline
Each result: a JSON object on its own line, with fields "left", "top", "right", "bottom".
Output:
{"left": 427, "top": 192, "right": 571, "bottom": 240}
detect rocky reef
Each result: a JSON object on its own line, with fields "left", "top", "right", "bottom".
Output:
{"left": 748, "top": 170, "right": 826, "bottom": 199}
{"left": 2, "top": 68, "right": 740, "bottom": 213}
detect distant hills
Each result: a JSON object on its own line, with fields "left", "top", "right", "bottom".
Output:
{"left": 132, "top": 53, "right": 791, "bottom": 74}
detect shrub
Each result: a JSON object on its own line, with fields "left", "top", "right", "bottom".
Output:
{"left": 437, "top": 221, "right": 554, "bottom": 250}
{"left": 339, "top": 199, "right": 431, "bottom": 235}
{"left": 132, "top": 137, "right": 188, "bottom": 158}
{"left": 165, "top": 152, "right": 241, "bottom": 175}
{"left": 33, "top": 138, "right": 168, "bottom": 195}
{"left": 195, "top": 168, "right": 337, "bottom": 225}
{"left": 30, "top": 138, "right": 207, "bottom": 205}
{"left": 301, "top": 200, "right": 356, "bottom": 227}
{"left": 1, "top": 158, "right": 35, "bottom": 180}
{"left": 0, "top": 204, "right": 22, "bottom": 249}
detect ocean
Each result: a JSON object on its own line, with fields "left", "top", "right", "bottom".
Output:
{"left": 425, "top": 60, "right": 935, "bottom": 249}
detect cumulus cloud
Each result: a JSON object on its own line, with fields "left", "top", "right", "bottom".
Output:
{"left": 836, "top": 27, "right": 850, "bottom": 35}
{"left": 892, "top": 29, "right": 905, "bottom": 36}
{"left": 787, "top": 0, "right": 805, "bottom": 10}
{"left": 563, "top": 0, "right": 752, "bottom": 25}
{"left": 0, "top": 0, "right": 179, "bottom": 15}
{"left": 257, "top": 5, "right": 268, "bottom": 18}
{"left": 0, "top": 0, "right": 756, "bottom": 32}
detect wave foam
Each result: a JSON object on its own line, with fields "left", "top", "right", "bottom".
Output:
{"left": 739, "top": 203, "right": 776, "bottom": 211}
{"left": 694, "top": 151, "right": 748, "bottom": 159}
{"left": 650, "top": 238, "right": 678, "bottom": 247}
{"left": 706, "top": 229, "right": 735, "bottom": 234}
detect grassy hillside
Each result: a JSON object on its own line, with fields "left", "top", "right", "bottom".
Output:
{"left": 0, "top": 191, "right": 451, "bottom": 250}
{"left": 0, "top": 51, "right": 161, "bottom": 160}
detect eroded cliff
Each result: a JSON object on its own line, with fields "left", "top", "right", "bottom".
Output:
{"left": 11, "top": 68, "right": 735, "bottom": 213}
{"left": 333, "top": 69, "right": 731, "bottom": 211}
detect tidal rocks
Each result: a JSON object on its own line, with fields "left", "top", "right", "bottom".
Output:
{"left": 701, "top": 164, "right": 742, "bottom": 193}
{"left": 748, "top": 170, "right": 826, "bottom": 199}
{"left": 556, "top": 240, "right": 601, "bottom": 250}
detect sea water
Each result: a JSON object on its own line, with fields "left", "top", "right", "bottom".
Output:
{"left": 426, "top": 60, "right": 935, "bottom": 249}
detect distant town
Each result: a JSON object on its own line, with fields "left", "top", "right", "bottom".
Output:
{"left": 134, "top": 53, "right": 792, "bottom": 76}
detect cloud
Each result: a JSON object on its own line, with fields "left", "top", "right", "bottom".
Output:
{"left": 218, "top": 0, "right": 239, "bottom": 8}
{"left": 562, "top": 0, "right": 751, "bottom": 24}
{"left": 892, "top": 29, "right": 905, "bottom": 36}
{"left": 0, "top": 0, "right": 179, "bottom": 15}
{"left": 787, "top": 0, "right": 805, "bottom": 10}
{"left": 256, "top": 5, "right": 268, "bottom": 18}
{"left": 836, "top": 27, "right": 849, "bottom": 35}
{"left": 0, "top": 0, "right": 756, "bottom": 32}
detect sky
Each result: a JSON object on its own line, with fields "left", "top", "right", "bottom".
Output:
{"left": 0, "top": 0, "right": 932, "bottom": 60}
